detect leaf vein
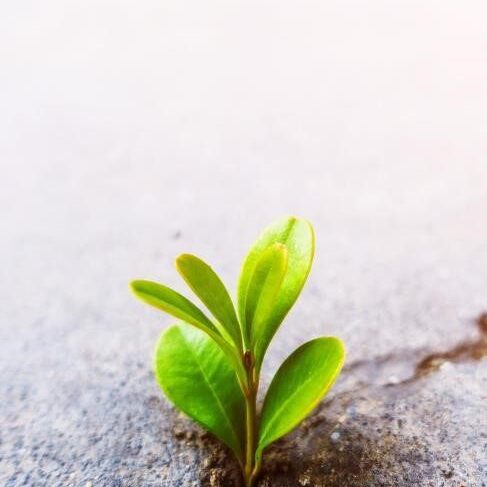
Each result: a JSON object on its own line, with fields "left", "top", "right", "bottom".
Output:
{"left": 179, "top": 330, "right": 241, "bottom": 453}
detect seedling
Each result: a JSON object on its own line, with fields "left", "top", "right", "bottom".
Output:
{"left": 130, "top": 216, "right": 345, "bottom": 486}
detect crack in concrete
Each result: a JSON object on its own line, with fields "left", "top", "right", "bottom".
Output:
{"left": 342, "top": 312, "right": 487, "bottom": 389}
{"left": 402, "top": 312, "right": 487, "bottom": 384}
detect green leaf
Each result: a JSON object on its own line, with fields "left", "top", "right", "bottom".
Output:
{"left": 240, "top": 243, "right": 288, "bottom": 348}
{"left": 238, "top": 216, "right": 315, "bottom": 366}
{"left": 257, "top": 337, "right": 345, "bottom": 456}
{"left": 176, "top": 254, "right": 242, "bottom": 350}
{"left": 130, "top": 280, "right": 218, "bottom": 335}
{"left": 155, "top": 323, "right": 245, "bottom": 461}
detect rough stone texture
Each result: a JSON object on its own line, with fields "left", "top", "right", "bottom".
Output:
{"left": 1, "top": 1, "right": 487, "bottom": 486}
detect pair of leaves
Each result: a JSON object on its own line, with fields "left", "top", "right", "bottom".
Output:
{"left": 237, "top": 217, "right": 315, "bottom": 368}
{"left": 155, "top": 323, "right": 344, "bottom": 461}
{"left": 131, "top": 252, "right": 242, "bottom": 350}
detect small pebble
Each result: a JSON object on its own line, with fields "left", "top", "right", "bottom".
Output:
{"left": 386, "top": 375, "right": 400, "bottom": 385}
{"left": 346, "top": 405, "right": 357, "bottom": 418}
{"left": 330, "top": 431, "right": 341, "bottom": 442}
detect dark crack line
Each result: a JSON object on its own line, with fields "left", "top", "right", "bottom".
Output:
{"left": 399, "top": 312, "right": 487, "bottom": 384}
{"left": 342, "top": 312, "right": 487, "bottom": 389}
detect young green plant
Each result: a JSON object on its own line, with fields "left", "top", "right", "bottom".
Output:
{"left": 130, "top": 216, "right": 345, "bottom": 486}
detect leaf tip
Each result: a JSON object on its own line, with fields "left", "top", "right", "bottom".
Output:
{"left": 316, "top": 336, "right": 346, "bottom": 364}
{"left": 174, "top": 253, "right": 186, "bottom": 265}
{"left": 129, "top": 279, "right": 143, "bottom": 295}
{"left": 332, "top": 336, "right": 346, "bottom": 358}
{"left": 282, "top": 214, "right": 298, "bottom": 223}
{"left": 174, "top": 252, "right": 197, "bottom": 271}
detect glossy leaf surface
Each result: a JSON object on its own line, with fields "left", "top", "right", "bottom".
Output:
{"left": 257, "top": 337, "right": 345, "bottom": 456}
{"left": 241, "top": 243, "right": 288, "bottom": 348}
{"left": 238, "top": 216, "right": 315, "bottom": 366}
{"left": 130, "top": 280, "right": 218, "bottom": 334}
{"left": 155, "top": 323, "right": 245, "bottom": 460}
{"left": 176, "top": 254, "right": 242, "bottom": 349}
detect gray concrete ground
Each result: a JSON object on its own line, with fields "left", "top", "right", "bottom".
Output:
{"left": 1, "top": 1, "right": 487, "bottom": 486}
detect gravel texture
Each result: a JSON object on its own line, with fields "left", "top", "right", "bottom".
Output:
{"left": 1, "top": 1, "right": 487, "bottom": 486}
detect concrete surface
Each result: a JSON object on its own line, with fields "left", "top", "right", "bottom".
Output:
{"left": 1, "top": 1, "right": 487, "bottom": 486}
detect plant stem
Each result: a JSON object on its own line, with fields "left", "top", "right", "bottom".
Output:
{"left": 243, "top": 352, "right": 260, "bottom": 487}
{"left": 249, "top": 457, "right": 262, "bottom": 486}
{"left": 244, "top": 388, "right": 256, "bottom": 482}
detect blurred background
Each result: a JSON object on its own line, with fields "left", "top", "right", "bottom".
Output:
{"left": 1, "top": 1, "right": 487, "bottom": 486}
